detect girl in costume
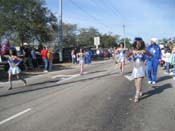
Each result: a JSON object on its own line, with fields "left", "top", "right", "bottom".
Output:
{"left": 127, "top": 38, "right": 152, "bottom": 102}
{"left": 116, "top": 42, "right": 127, "bottom": 74}
{"left": 77, "top": 48, "right": 87, "bottom": 75}
{"left": 8, "top": 49, "right": 27, "bottom": 90}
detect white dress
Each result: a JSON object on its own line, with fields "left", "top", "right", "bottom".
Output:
{"left": 117, "top": 50, "right": 126, "bottom": 62}
{"left": 8, "top": 57, "right": 21, "bottom": 75}
{"left": 131, "top": 53, "right": 146, "bottom": 78}
{"left": 79, "top": 53, "right": 85, "bottom": 65}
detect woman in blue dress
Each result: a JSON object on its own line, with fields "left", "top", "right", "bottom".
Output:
{"left": 116, "top": 42, "right": 127, "bottom": 74}
{"left": 8, "top": 49, "right": 27, "bottom": 90}
{"left": 127, "top": 38, "right": 152, "bottom": 102}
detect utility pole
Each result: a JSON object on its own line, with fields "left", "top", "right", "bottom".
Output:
{"left": 123, "top": 24, "right": 126, "bottom": 48}
{"left": 58, "top": 0, "right": 63, "bottom": 62}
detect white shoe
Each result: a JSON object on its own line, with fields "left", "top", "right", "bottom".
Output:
{"left": 148, "top": 81, "right": 152, "bottom": 84}
{"left": 169, "top": 72, "right": 175, "bottom": 76}
{"left": 152, "top": 81, "right": 156, "bottom": 84}
{"left": 44, "top": 70, "right": 48, "bottom": 73}
{"left": 173, "top": 77, "right": 175, "bottom": 80}
{"left": 164, "top": 72, "right": 169, "bottom": 75}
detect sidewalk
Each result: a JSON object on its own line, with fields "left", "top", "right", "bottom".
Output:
{"left": 0, "top": 62, "right": 78, "bottom": 82}
{"left": 0, "top": 60, "right": 111, "bottom": 89}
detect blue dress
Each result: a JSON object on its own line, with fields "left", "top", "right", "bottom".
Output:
{"left": 131, "top": 52, "right": 146, "bottom": 78}
{"left": 8, "top": 57, "right": 21, "bottom": 75}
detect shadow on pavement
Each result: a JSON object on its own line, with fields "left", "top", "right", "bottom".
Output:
{"left": 86, "top": 70, "right": 107, "bottom": 75}
{"left": 157, "top": 76, "right": 173, "bottom": 83}
{"left": 0, "top": 71, "right": 119, "bottom": 98}
{"left": 140, "top": 83, "right": 173, "bottom": 101}
{"left": 0, "top": 67, "right": 75, "bottom": 83}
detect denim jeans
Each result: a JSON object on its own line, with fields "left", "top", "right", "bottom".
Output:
{"left": 43, "top": 59, "right": 48, "bottom": 71}
{"left": 165, "top": 62, "right": 170, "bottom": 73}
{"left": 173, "top": 64, "right": 175, "bottom": 74}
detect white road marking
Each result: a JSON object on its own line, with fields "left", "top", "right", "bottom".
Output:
{"left": 83, "top": 72, "right": 88, "bottom": 74}
{"left": 0, "top": 108, "right": 31, "bottom": 125}
{"left": 124, "top": 75, "right": 134, "bottom": 81}
{"left": 55, "top": 71, "right": 89, "bottom": 84}
{"left": 56, "top": 74, "right": 80, "bottom": 84}
{"left": 52, "top": 75, "right": 72, "bottom": 79}
{"left": 0, "top": 82, "right": 8, "bottom": 85}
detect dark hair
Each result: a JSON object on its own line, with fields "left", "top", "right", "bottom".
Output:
{"left": 80, "top": 48, "right": 84, "bottom": 52}
{"left": 133, "top": 37, "right": 145, "bottom": 50}
{"left": 119, "top": 42, "right": 124, "bottom": 47}
{"left": 9, "top": 49, "right": 17, "bottom": 56}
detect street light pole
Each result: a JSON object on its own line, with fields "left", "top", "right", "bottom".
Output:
{"left": 123, "top": 24, "right": 126, "bottom": 48}
{"left": 58, "top": 0, "right": 63, "bottom": 62}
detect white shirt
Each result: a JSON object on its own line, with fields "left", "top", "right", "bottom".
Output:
{"left": 163, "top": 52, "right": 171, "bottom": 63}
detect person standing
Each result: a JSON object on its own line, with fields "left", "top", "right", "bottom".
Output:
{"left": 146, "top": 38, "right": 161, "bottom": 84}
{"left": 41, "top": 46, "right": 48, "bottom": 72}
{"left": 47, "top": 47, "right": 54, "bottom": 71}
{"left": 71, "top": 49, "right": 76, "bottom": 64}
{"left": 170, "top": 47, "right": 175, "bottom": 76}
{"left": 87, "top": 49, "right": 92, "bottom": 64}
{"left": 8, "top": 49, "right": 27, "bottom": 90}
{"left": 31, "top": 47, "right": 38, "bottom": 70}
{"left": 163, "top": 48, "right": 171, "bottom": 74}
{"left": 23, "top": 43, "right": 33, "bottom": 70}
{"left": 127, "top": 38, "right": 152, "bottom": 102}
{"left": 116, "top": 42, "right": 127, "bottom": 74}
{"left": 77, "top": 48, "right": 86, "bottom": 75}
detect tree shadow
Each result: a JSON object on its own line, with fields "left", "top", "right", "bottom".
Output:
{"left": 0, "top": 72, "right": 117, "bottom": 97}
{"left": 140, "top": 83, "right": 173, "bottom": 101}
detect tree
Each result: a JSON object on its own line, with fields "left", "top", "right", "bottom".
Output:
{"left": 78, "top": 27, "right": 100, "bottom": 47}
{"left": 0, "top": 0, "right": 58, "bottom": 45}
{"left": 100, "top": 33, "right": 119, "bottom": 48}
{"left": 63, "top": 23, "right": 77, "bottom": 47}
{"left": 120, "top": 38, "right": 132, "bottom": 48}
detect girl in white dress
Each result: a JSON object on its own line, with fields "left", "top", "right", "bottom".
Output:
{"left": 127, "top": 38, "right": 152, "bottom": 102}
{"left": 116, "top": 42, "right": 127, "bottom": 74}
{"left": 8, "top": 49, "right": 27, "bottom": 90}
{"left": 77, "top": 48, "right": 86, "bottom": 75}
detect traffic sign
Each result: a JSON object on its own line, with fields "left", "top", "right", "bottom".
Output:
{"left": 94, "top": 37, "right": 100, "bottom": 48}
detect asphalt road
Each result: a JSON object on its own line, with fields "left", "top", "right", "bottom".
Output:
{"left": 0, "top": 60, "right": 174, "bottom": 131}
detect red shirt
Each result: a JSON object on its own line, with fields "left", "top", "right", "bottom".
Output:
{"left": 41, "top": 49, "right": 48, "bottom": 59}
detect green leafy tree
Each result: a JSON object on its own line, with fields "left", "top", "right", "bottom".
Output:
{"left": 78, "top": 27, "right": 100, "bottom": 47}
{"left": 101, "top": 33, "right": 119, "bottom": 48}
{"left": 0, "top": 0, "right": 58, "bottom": 45}
{"left": 120, "top": 38, "right": 132, "bottom": 48}
{"left": 63, "top": 23, "right": 77, "bottom": 47}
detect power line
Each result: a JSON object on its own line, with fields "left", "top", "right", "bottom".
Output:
{"left": 69, "top": 0, "right": 110, "bottom": 30}
{"left": 100, "top": 0, "right": 126, "bottom": 24}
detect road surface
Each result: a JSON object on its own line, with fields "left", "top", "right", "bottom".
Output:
{"left": 0, "top": 60, "right": 174, "bottom": 131}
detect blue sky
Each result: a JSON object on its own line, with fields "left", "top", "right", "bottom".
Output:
{"left": 45, "top": 0, "right": 175, "bottom": 43}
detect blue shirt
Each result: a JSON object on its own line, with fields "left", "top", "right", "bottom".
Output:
{"left": 147, "top": 44, "right": 161, "bottom": 60}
